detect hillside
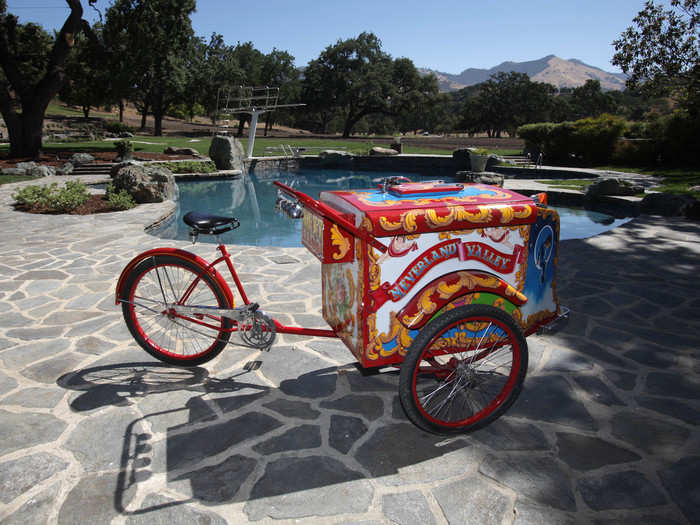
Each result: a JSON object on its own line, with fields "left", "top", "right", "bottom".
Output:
{"left": 420, "top": 55, "right": 627, "bottom": 92}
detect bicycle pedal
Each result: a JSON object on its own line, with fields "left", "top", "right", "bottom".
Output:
{"left": 244, "top": 360, "right": 262, "bottom": 371}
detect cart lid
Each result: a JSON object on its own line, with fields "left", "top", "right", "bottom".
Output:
{"left": 320, "top": 182, "right": 538, "bottom": 236}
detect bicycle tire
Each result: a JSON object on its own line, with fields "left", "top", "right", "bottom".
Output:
{"left": 121, "top": 254, "right": 233, "bottom": 366}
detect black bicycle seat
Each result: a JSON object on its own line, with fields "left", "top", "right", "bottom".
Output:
{"left": 183, "top": 211, "right": 240, "bottom": 234}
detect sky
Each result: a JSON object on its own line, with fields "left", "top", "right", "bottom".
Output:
{"left": 6, "top": 0, "right": 655, "bottom": 74}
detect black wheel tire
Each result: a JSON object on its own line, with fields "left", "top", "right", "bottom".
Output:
{"left": 399, "top": 304, "right": 527, "bottom": 434}
{"left": 121, "top": 255, "right": 233, "bottom": 366}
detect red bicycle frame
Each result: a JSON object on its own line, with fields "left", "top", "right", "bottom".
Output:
{"left": 183, "top": 242, "right": 338, "bottom": 339}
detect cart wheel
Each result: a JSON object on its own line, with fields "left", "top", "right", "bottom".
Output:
{"left": 399, "top": 305, "right": 527, "bottom": 434}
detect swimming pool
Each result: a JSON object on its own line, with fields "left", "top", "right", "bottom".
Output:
{"left": 152, "top": 170, "right": 633, "bottom": 246}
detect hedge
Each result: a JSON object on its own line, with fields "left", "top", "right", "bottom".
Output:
{"left": 518, "top": 114, "right": 627, "bottom": 165}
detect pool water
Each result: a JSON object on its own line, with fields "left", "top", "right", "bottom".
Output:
{"left": 552, "top": 206, "right": 633, "bottom": 240}
{"left": 153, "top": 170, "right": 633, "bottom": 246}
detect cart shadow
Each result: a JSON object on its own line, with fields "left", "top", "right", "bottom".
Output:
{"left": 57, "top": 361, "right": 473, "bottom": 518}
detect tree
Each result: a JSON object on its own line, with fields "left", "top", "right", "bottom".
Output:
{"left": 568, "top": 80, "right": 617, "bottom": 119}
{"left": 179, "top": 34, "right": 241, "bottom": 125}
{"left": 104, "top": 0, "right": 196, "bottom": 136}
{"left": 0, "top": 0, "right": 97, "bottom": 157}
{"left": 613, "top": 0, "right": 700, "bottom": 115}
{"left": 303, "top": 32, "right": 435, "bottom": 137}
{"left": 60, "top": 27, "right": 108, "bottom": 118}
{"left": 260, "top": 49, "right": 299, "bottom": 136}
{"left": 472, "top": 72, "right": 555, "bottom": 137}
{"left": 230, "top": 42, "right": 265, "bottom": 136}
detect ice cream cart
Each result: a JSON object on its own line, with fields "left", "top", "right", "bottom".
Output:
{"left": 276, "top": 177, "right": 564, "bottom": 433}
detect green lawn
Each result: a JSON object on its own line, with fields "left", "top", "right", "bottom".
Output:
{"left": 0, "top": 174, "right": 37, "bottom": 186}
{"left": 2, "top": 137, "right": 526, "bottom": 158}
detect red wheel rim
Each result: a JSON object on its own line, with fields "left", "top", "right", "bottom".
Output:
{"left": 128, "top": 263, "right": 224, "bottom": 361}
{"left": 411, "top": 315, "right": 521, "bottom": 428}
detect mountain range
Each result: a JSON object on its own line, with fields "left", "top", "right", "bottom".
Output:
{"left": 419, "top": 55, "right": 627, "bottom": 92}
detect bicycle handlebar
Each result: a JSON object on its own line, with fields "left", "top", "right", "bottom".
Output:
{"left": 274, "top": 181, "right": 388, "bottom": 253}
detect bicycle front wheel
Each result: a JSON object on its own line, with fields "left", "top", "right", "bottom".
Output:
{"left": 121, "top": 255, "right": 233, "bottom": 366}
{"left": 399, "top": 305, "right": 527, "bottom": 434}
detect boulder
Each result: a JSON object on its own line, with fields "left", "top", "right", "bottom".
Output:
{"left": 318, "top": 149, "right": 354, "bottom": 166}
{"left": 57, "top": 162, "right": 74, "bottom": 176}
{"left": 110, "top": 160, "right": 140, "bottom": 177}
{"left": 586, "top": 178, "right": 645, "bottom": 198}
{"left": 164, "top": 146, "right": 199, "bottom": 156}
{"left": 16, "top": 161, "right": 37, "bottom": 173}
{"left": 640, "top": 192, "right": 699, "bottom": 218}
{"left": 119, "top": 131, "right": 134, "bottom": 138}
{"left": 111, "top": 163, "right": 178, "bottom": 204}
{"left": 69, "top": 153, "right": 95, "bottom": 166}
{"left": 370, "top": 146, "right": 399, "bottom": 156}
{"left": 457, "top": 171, "right": 504, "bottom": 187}
{"left": 208, "top": 135, "right": 245, "bottom": 171}
{"left": 30, "top": 165, "right": 56, "bottom": 177}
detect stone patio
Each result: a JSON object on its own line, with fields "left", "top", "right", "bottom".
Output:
{"left": 0, "top": 175, "right": 698, "bottom": 524}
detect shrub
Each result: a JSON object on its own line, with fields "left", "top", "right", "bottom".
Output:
{"left": 468, "top": 147, "right": 490, "bottom": 156}
{"left": 105, "top": 183, "right": 136, "bottom": 210}
{"left": 571, "top": 114, "right": 627, "bottom": 164}
{"left": 51, "top": 180, "right": 90, "bottom": 212}
{"left": 12, "top": 184, "right": 54, "bottom": 207}
{"left": 612, "top": 139, "right": 659, "bottom": 166}
{"left": 12, "top": 181, "right": 89, "bottom": 213}
{"left": 517, "top": 115, "right": 626, "bottom": 165}
{"left": 657, "top": 110, "right": 700, "bottom": 166}
{"left": 104, "top": 120, "right": 134, "bottom": 134}
{"left": 115, "top": 140, "right": 133, "bottom": 158}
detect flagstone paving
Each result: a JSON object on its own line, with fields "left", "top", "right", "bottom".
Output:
{"left": 0, "top": 175, "right": 698, "bottom": 524}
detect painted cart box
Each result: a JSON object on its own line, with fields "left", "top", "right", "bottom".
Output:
{"left": 302, "top": 181, "right": 561, "bottom": 369}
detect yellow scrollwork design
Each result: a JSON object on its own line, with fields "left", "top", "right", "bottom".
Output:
{"left": 330, "top": 224, "right": 351, "bottom": 261}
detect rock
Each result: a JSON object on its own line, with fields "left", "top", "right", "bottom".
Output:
{"left": 318, "top": 149, "right": 354, "bottom": 166}
{"left": 164, "top": 146, "right": 199, "bottom": 156}
{"left": 457, "top": 171, "right": 504, "bottom": 187}
{"left": 111, "top": 163, "right": 178, "bottom": 203}
{"left": 109, "top": 160, "right": 140, "bottom": 177}
{"left": 370, "top": 146, "right": 399, "bottom": 156}
{"left": 69, "top": 153, "right": 95, "bottom": 166}
{"left": 16, "top": 161, "right": 37, "bottom": 173}
{"left": 640, "top": 192, "right": 698, "bottom": 217}
{"left": 208, "top": 134, "right": 245, "bottom": 171}
{"left": 473, "top": 172, "right": 504, "bottom": 186}
{"left": 57, "top": 162, "right": 74, "bottom": 175}
{"left": 586, "top": 178, "right": 645, "bottom": 198}
{"left": 453, "top": 148, "right": 471, "bottom": 170}
{"left": 30, "top": 165, "right": 56, "bottom": 177}
{"left": 119, "top": 131, "right": 134, "bottom": 138}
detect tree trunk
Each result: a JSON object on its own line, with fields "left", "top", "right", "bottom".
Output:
{"left": 119, "top": 100, "right": 124, "bottom": 122}
{"left": 264, "top": 113, "right": 272, "bottom": 137}
{"left": 82, "top": 105, "right": 90, "bottom": 118}
{"left": 153, "top": 112, "right": 163, "bottom": 136}
{"left": 152, "top": 94, "right": 163, "bottom": 136}
{"left": 237, "top": 117, "right": 246, "bottom": 137}
{"left": 140, "top": 106, "right": 148, "bottom": 130}
{"left": 5, "top": 109, "right": 45, "bottom": 159}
